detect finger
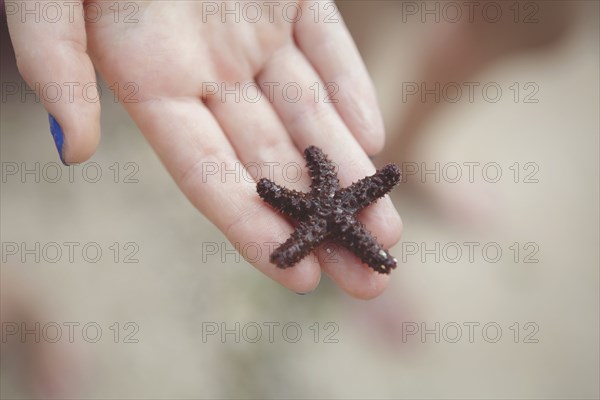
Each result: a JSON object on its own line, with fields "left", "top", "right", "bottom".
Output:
{"left": 321, "top": 245, "right": 392, "bottom": 300}
{"left": 204, "top": 80, "right": 321, "bottom": 292}
{"left": 294, "top": 0, "right": 385, "bottom": 156}
{"left": 6, "top": 0, "right": 100, "bottom": 164}
{"left": 124, "top": 97, "right": 321, "bottom": 294}
{"left": 257, "top": 44, "right": 402, "bottom": 298}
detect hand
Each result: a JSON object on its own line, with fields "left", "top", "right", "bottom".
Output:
{"left": 7, "top": 0, "right": 402, "bottom": 298}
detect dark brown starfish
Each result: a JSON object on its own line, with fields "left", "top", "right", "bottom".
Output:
{"left": 256, "top": 146, "right": 401, "bottom": 274}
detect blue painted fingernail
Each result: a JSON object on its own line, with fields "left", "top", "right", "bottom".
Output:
{"left": 48, "top": 114, "right": 67, "bottom": 165}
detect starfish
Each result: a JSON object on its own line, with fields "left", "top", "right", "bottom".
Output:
{"left": 256, "top": 146, "right": 401, "bottom": 274}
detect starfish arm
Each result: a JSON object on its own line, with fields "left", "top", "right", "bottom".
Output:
{"left": 257, "top": 178, "right": 312, "bottom": 220}
{"left": 339, "top": 164, "right": 401, "bottom": 212}
{"left": 257, "top": 146, "right": 401, "bottom": 274}
{"left": 304, "top": 146, "right": 339, "bottom": 197}
{"left": 271, "top": 219, "right": 328, "bottom": 269}
{"left": 334, "top": 218, "right": 397, "bottom": 274}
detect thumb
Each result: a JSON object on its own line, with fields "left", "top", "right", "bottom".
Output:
{"left": 6, "top": 1, "right": 100, "bottom": 164}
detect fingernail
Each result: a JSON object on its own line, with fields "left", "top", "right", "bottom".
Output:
{"left": 48, "top": 114, "right": 67, "bottom": 165}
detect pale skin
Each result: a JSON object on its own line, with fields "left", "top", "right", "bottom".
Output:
{"left": 7, "top": 0, "right": 402, "bottom": 298}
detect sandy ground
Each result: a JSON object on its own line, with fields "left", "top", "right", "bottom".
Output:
{"left": 1, "top": 1, "right": 598, "bottom": 399}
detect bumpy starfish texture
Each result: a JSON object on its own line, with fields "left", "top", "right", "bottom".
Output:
{"left": 257, "top": 146, "right": 401, "bottom": 274}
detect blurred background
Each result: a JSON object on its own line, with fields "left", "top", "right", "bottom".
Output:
{"left": 1, "top": 1, "right": 598, "bottom": 399}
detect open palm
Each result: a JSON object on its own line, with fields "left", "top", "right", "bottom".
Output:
{"left": 8, "top": 0, "right": 402, "bottom": 298}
